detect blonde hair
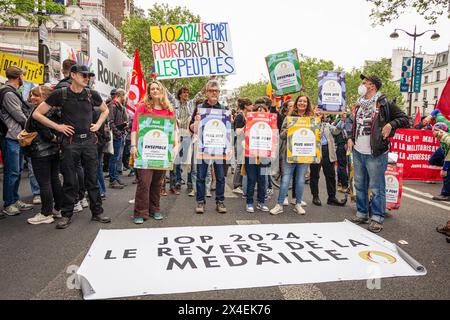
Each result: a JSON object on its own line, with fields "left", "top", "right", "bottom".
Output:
{"left": 30, "top": 85, "right": 52, "bottom": 101}
{"left": 141, "top": 80, "right": 173, "bottom": 112}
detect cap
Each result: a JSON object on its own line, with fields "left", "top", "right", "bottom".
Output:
{"left": 360, "top": 74, "right": 382, "bottom": 90}
{"left": 70, "top": 64, "right": 95, "bottom": 77}
{"left": 110, "top": 88, "right": 117, "bottom": 96}
{"left": 5, "top": 66, "right": 25, "bottom": 79}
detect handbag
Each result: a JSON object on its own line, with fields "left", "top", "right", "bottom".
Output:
{"left": 17, "top": 129, "right": 38, "bottom": 147}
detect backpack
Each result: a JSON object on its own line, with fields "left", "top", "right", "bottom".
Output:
{"left": 0, "top": 86, "right": 28, "bottom": 137}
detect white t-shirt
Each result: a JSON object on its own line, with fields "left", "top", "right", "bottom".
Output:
{"left": 354, "top": 101, "right": 376, "bottom": 155}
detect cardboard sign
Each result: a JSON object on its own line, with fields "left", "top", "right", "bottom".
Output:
{"left": 197, "top": 108, "right": 232, "bottom": 160}
{"left": 287, "top": 117, "right": 321, "bottom": 164}
{"left": 150, "top": 22, "right": 236, "bottom": 79}
{"left": 318, "top": 70, "right": 346, "bottom": 113}
{"left": 0, "top": 51, "right": 44, "bottom": 84}
{"left": 385, "top": 164, "right": 404, "bottom": 210}
{"left": 265, "top": 49, "right": 303, "bottom": 96}
{"left": 245, "top": 112, "right": 278, "bottom": 158}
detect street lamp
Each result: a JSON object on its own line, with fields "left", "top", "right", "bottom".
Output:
{"left": 390, "top": 26, "right": 440, "bottom": 116}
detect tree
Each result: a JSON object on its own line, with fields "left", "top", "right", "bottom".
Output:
{"left": 120, "top": 3, "right": 215, "bottom": 97}
{"left": 367, "top": 0, "right": 450, "bottom": 25}
{"left": 237, "top": 81, "right": 268, "bottom": 102}
{"left": 0, "top": 0, "right": 65, "bottom": 25}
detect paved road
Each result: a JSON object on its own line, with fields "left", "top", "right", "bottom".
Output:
{"left": 0, "top": 168, "right": 449, "bottom": 300}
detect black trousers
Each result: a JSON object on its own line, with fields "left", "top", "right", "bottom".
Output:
{"left": 60, "top": 136, "right": 103, "bottom": 218}
{"left": 122, "top": 138, "right": 131, "bottom": 168}
{"left": 309, "top": 145, "right": 336, "bottom": 199}
{"left": 336, "top": 144, "right": 349, "bottom": 188}
{"left": 75, "top": 159, "right": 85, "bottom": 201}
{"left": 31, "top": 154, "right": 63, "bottom": 216}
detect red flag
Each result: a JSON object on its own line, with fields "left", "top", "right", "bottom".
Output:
{"left": 413, "top": 108, "right": 421, "bottom": 126}
{"left": 436, "top": 76, "right": 450, "bottom": 120}
{"left": 126, "top": 49, "right": 147, "bottom": 118}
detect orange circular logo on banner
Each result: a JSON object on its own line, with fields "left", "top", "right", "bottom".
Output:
{"left": 359, "top": 251, "right": 397, "bottom": 264}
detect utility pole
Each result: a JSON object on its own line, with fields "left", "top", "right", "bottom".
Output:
{"left": 37, "top": 0, "right": 50, "bottom": 83}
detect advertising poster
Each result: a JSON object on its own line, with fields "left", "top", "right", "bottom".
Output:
{"left": 197, "top": 108, "right": 232, "bottom": 160}
{"left": 0, "top": 51, "right": 44, "bottom": 84}
{"left": 287, "top": 117, "right": 321, "bottom": 164}
{"left": 245, "top": 112, "right": 278, "bottom": 158}
{"left": 135, "top": 115, "right": 175, "bottom": 170}
{"left": 150, "top": 22, "right": 235, "bottom": 79}
{"left": 265, "top": 49, "right": 303, "bottom": 96}
{"left": 318, "top": 70, "right": 346, "bottom": 113}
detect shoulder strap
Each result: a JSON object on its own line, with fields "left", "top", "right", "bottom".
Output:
{"left": 61, "top": 87, "right": 68, "bottom": 104}
{"left": 85, "top": 88, "right": 93, "bottom": 105}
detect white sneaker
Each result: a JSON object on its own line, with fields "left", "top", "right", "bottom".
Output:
{"left": 246, "top": 204, "right": 255, "bottom": 213}
{"left": 80, "top": 197, "right": 89, "bottom": 208}
{"left": 206, "top": 191, "right": 212, "bottom": 198}
{"left": 2, "top": 204, "right": 20, "bottom": 216}
{"left": 53, "top": 210, "right": 62, "bottom": 219}
{"left": 257, "top": 203, "right": 269, "bottom": 212}
{"left": 74, "top": 201, "right": 83, "bottom": 213}
{"left": 27, "top": 213, "right": 54, "bottom": 225}
{"left": 301, "top": 201, "right": 307, "bottom": 207}
{"left": 283, "top": 197, "right": 289, "bottom": 206}
{"left": 15, "top": 200, "right": 33, "bottom": 211}
{"left": 233, "top": 187, "right": 244, "bottom": 194}
{"left": 270, "top": 204, "right": 284, "bottom": 215}
{"left": 294, "top": 204, "right": 306, "bottom": 215}
{"left": 128, "top": 199, "right": 135, "bottom": 204}
{"left": 33, "top": 196, "right": 42, "bottom": 205}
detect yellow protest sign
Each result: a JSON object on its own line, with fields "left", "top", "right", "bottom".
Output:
{"left": 287, "top": 117, "right": 321, "bottom": 164}
{"left": 0, "top": 52, "right": 44, "bottom": 84}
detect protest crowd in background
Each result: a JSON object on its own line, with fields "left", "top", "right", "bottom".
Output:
{"left": 1, "top": 56, "right": 450, "bottom": 244}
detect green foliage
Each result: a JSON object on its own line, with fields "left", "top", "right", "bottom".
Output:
{"left": 120, "top": 3, "right": 214, "bottom": 98}
{"left": 237, "top": 81, "right": 268, "bottom": 102}
{"left": 0, "top": 0, "right": 65, "bottom": 25}
{"left": 367, "top": 0, "right": 449, "bottom": 25}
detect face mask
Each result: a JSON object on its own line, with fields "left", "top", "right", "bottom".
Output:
{"left": 358, "top": 84, "right": 367, "bottom": 97}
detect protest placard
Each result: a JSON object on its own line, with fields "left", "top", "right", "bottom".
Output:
{"left": 287, "top": 117, "right": 321, "bottom": 164}
{"left": 245, "top": 112, "right": 278, "bottom": 158}
{"left": 135, "top": 115, "right": 175, "bottom": 170}
{"left": 0, "top": 51, "right": 44, "bottom": 84}
{"left": 150, "top": 22, "right": 235, "bottom": 80}
{"left": 265, "top": 49, "right": 303, "bottom": 96}
{"left": 197, "top": 108, "right": 232, "bottom": 160}
{"left": 318, "top": 70, "right": 346, "bottom": 113}
{"left": 385, "top": 164, "right": 404, "bottom": 211}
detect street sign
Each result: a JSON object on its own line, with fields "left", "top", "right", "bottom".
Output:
{"left": 400, "top": 57, "right": 412, "bottom": 93}
{"left": 413, "top": 57, "right": 423, "bottom": 93}
{"left": 38, "top": 43, "right": 50, "bottom": 65}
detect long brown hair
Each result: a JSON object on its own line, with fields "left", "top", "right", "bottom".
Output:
{"left": 293, "top": 94, "right": 313, "bottom": 116}
{"left": 140, "top": 80, "right": 173, "bottom": 112}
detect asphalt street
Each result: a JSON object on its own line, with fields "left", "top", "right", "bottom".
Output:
{"left": 0, "top": 167, "right": 449, "bottom": 300}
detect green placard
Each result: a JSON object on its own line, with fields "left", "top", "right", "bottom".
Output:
{"left": 265, "top": 49, "right": 303, "bottom": 97}
{"left": 135, "top": 115, "right": 175, "bottom": 170}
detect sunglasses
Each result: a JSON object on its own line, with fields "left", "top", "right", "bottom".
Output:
{"left": 207, "top": 89, "right": 220, "bottom": 93}
{"left": 79, "top": 73, "right": 92, "bottom": 79}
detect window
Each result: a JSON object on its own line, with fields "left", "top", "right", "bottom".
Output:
{"left": 434, "top": 88, "right": 439, "bottom": 99}
{"left": 423, "top": 90, "right": 428, "bottom": 100}
{"left": 414, "top": 93, "right": 419, "bottom": 101}
{"left": 436, "top": 71, "right": 441, "bottom": 82}
{"left": 424, "top": 76, "right": 428, "bottom": 84}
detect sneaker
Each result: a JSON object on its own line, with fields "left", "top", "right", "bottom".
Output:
{"left": 206, "top": 190, "right": 212, "bottom": 198}
{"left": 53, "top": 210, "right": 62, "bottom": 219}
{"left": 100, "top": 193, "right": 106, "bottom": 200}
{"left": 368, "top": 221, "right": 384, "bottom": 233}
{"left": 33, "top": 196, "right": 42, "bottom": 205}
{"left": 290, "top": 198, "right": 296, "bottom": 205}
{"left": 283, "top": 197, "right": 289, "bottom": 206}
{"left": 270, "top": 204, "right": 284, "bottom": 215}
{"left": 110, "top": 181, "right": 125, "bottom": 189}
{"left": 80, "top": 197, "right": 89, "bottom": 208}
{"left": 257, "top": 203, "right": 269, "bottom": 212}
{"left": 15, "top": 200, "right": 33, "bottom": 211}
{"left": 211, "top": 184, "right": 216, "bottom": 191}
{"left": 27, "top": 213, "right": 54, "bottom": 225}
{"left": 350, "top": 216, "right": 370, "bottom": 225}
{"left": 56, "top": 217, "right": 72, "bottom": 229}
{"left": 91, "top": 215, "right": 111, "bottom": 223}
{"left": 74, "top": 201, "right": 83, "bottom": 213}
{"left": 117, "top": 180, "right": 127, "bottom": 187}
{"left": 246, "top": 204, "right": 255, "bottom": 213}
{"left": 152, "top": 213, "right": 163, "bottom": 220}
{"left": 133, "top": 217, "right": 144, "bottom": 224}
{"left": 301, "top": 201, "right": 307, "bottom": 207}
{"left": 188, "top": 190, "right": 196, "bottom": 197}
{"left": 232, "top": 187, "right": 244, "bottom": 194}
{"left": 216, "top": 202, "right": 227, "bottom": 214}
{"left": 169, "top": 187, "right": 180, "bottom": 195}
{"left": 294, "top": 204, "right": 306, "bottom": 215}
{"left": 128, "top": 199, "right": 135, "bottom": 204}
{"left": 196, "top": 203, "right": 205, "bottom": 214}
{"left": 2, "top": 204, "right": 20, "bottom": 216}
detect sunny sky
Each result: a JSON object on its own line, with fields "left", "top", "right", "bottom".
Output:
{"left": 135, "top": 0, "right": 450, "bottom": 90}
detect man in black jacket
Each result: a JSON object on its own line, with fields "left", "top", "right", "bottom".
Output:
{"left": 347, "top": 75, "right": 409, "bottom": 233}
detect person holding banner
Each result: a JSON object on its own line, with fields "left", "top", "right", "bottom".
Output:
{"left": 189, "top": 80, "right": 228, "bottom": 215}
{"left": 270, "top": 95, "right": 314, "bottom": 216}
{"left": 347, "top": 75, "right": 409, "bottom": 233}
{"left": 130, "top": 81, "right": 176, "bottom": 224}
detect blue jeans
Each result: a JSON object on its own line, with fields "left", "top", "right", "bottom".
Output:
{"left": 277, "top": 160, "right": 309, "bottom": 205}
{"left": 196, "top": 160, "right": 224, "bottom": 203}
{"left": 353, "top": 150, "right": 388, "bottom": 223}
{"left": 245, "top": 158, "right": 267, "bottom": 205}
{"left": 97, "top": 151, "right": 106, "bottom": 195}
{"left": 1, "top": 138, "right": 24, "bottom": 207}
{"left": 429, "top": 147, "right": 450, "bottom": 196}
{"left": 27, "top": 157, "right": 40, "bottom": 196}
{"left": 109, "top": 137, "right": 124, "bottom": 183}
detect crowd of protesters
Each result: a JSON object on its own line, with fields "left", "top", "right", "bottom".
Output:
{"left": 0, "top": 62, "right": 449, "bottom": 243}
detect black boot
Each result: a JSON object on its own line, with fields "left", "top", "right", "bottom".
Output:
{"left": 327, "top": 197, "right": 347, "bottom": 206}
{"left": 312, "top": 196, "right": 322, "bottom": 206}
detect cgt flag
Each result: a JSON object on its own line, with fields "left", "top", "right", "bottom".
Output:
{"left": 436, "top": 77, "right": 450, "bottom": 121}
{"left": 127, "top": 49, "right": 147, "bottom": 117}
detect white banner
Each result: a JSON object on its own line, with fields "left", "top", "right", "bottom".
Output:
{"left": 88, "top": 24, "right": 132, "bottom": 99}
{"left": 76, "top": 221, "right": 426, "bottom": 300}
